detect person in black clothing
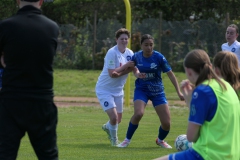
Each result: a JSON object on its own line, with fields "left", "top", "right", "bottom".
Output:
{"left": 0, "top": 67, "right": 3, "bottom": 90}
{"left": 0, "top": 0, "right": 59, "bottom": 159}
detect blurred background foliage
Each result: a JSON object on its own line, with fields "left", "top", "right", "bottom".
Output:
{"left": 1, "top": 0, "right": 240, "bottom": 71}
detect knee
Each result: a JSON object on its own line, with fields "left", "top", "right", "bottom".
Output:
{"left": 118, "top": 118, "right": 122, "bottom": 124}
{"left": 109, "top": 116, "right": 118, "bottom": 125}
{"left": 133, "top": 112, "right": 144, "bottom": 121}
{"left": 161, "top": 121, "right": 171, "bottom": 130}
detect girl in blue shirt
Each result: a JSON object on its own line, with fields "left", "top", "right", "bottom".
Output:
{"left": 154, "top": 49, "right": 240, "bottom": 160}
{"left": 117, "top": 34, "right": 184, "bottom": 148}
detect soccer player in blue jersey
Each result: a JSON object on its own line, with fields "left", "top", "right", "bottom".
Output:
{"left": 154, "top": 49, "right": 240, "bottom": 160}
{"left": 117, "top": 34, "right": 184, "bottom": 148}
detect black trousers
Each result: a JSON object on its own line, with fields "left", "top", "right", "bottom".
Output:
{"left": 0, "top": 99, "right": 58, "bottom": 160}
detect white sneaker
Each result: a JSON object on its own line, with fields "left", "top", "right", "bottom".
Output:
{"left": 111, "top": 138, "right": 120, "bottom": 146}
{"left": 117, "top": 139, "right": 130, "bottom": 148}
{"left": 156, "top": 138, "right": 172, "bottom": 149}
{"left": 102, "top": 124, "right": 111, "bottom": 140}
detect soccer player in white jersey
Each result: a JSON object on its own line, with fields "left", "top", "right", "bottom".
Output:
{"left": 95, "top": 28, "right": 135, "bottom": 146}
{"left": 221, "top": 24, "right": 240, "bottom": 67}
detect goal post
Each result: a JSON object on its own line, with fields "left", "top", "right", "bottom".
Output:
{"left": 123, "top": 0, "right": 131, "bottom": 107}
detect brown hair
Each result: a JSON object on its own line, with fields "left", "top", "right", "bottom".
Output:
{"left": 184, "top": 49, "right": 226, "bottom": 89}
{"left": 115, "top": 28, "right": 130, "bottom": 39}
{"left": 228, "top": 24, "right": 239, "bottom": 34}
{"left": 140, "top": 34, "right": 154, "bottom": 44}
{"left": 213, "top": 51, "right": 240, "bottom": 92}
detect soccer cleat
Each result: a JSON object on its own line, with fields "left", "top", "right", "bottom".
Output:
{"left": 156, "top": 138, "right": 172, "bottom": 149}
{"left": 117, "top": 139, "right": 130, "bottom": 148}
{"left": 102, "top": 124, "right": 111, "bottom": 140}
{"left": 111, "top": 138, "right": 120, "bottom": 146}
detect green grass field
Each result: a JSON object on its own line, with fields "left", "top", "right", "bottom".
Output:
{"left": 17, "top": 69, "right": 189, "bottom": 160}
{"left": 53, "top": 69, "right": 186, "bottom": 100}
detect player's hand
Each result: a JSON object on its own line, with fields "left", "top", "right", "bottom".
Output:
{"left": 1, "top": 53, "right": 6, "bottom": 68}
{"left": 135, "top": 72, "right": 146, "bottom": 79}
{"left": 111, "top": 71, "right": 120, "bottom": 78}
{"left": 178, "top": 92, "right": 185, "bottom": 101}
{"left": 180, "top": 79, "right": 193, "bottom": 103}
{"left": 125, "top": 61, "right": 135, "bottom": 68}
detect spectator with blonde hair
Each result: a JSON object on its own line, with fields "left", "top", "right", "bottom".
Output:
{"left": 213, "top": 50, "right": 240, "bottom": 98}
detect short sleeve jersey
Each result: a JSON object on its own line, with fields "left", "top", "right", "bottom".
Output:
{"left": 189, "top": 84, "right": 217, "bottom": 125}
{"left": 221, "top": 40, "right": 240, "bottom": 67}
{"left": 95, "top": 45, "right": 133, "bottom": 96}
{"left": 132, "top": 50, "right": 171, "bottom": 95}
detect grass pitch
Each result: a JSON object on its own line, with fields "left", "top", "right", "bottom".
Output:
{"left": 17, "top": 106, "right": 188, "bottom": 160}
{"left": 17, "top": 69, "right": 188, "bottom": 159}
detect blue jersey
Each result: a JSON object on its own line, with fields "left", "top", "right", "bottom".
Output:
{"left": 189, "top": 85, "right": 217, "bottom": 125}
{"left": 132, "top": 50, "right": 171, "bottom": 95}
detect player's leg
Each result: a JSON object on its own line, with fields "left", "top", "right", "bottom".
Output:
{"left": 27, "top": 101, "right": 58, "bottom": 160}
{"left": 105, "top": 108, "right": 119, "bottom": 146}
{"left": 153, "top": 148, "right": 204, "bottom": 160}
{"left": 113, "top": 95, "right": 124, "bottom": 145}
{"left": 0, "top": 100, "right": 26, "bottom": 159}
{"left": 114, "top": 95, "right": 123, "bottom": 124}
{"left": 117, "top": 89, "right": 148, "bottom": 147}
{"left": 153, "top": 155, "right": 169, "bottom": 160}
{"left": 97, "top": 93, "right": 119, "bottom": 146}
{"left": 152, "top": 94, "right": 172, "bottom": 148}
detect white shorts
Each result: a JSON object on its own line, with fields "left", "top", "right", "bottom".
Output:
{"left": 96, "top": 92, "right": 123, "bottom": 113}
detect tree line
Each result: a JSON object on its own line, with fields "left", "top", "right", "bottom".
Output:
{"left": 0, "top": 0, "right": 239, "bottom": 70}
{"left": 1, "top": 0, "right": 239, "bottom": 26}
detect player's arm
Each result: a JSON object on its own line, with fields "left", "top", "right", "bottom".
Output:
{"left": 109, "top": 61, "right": 135, "bottom": 78}
{"left": 109, "top": 67, "right": 134, "bottom": 78}
{"left": 187, "top": 122, "right": 200, "bottom": 142}
{"left": 167, "top": 70, "right": 184, "bottom": 100}
{"left": 132, "top": 67, "right": 146, "bottom": 79}
{"left": 1, "top": 53, "right": 5, "bottom": 68}
{"left": 186, "top": 86, "right": 215, "bottom": 143}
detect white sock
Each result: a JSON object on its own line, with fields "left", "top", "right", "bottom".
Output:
{"left": 108, "top": 123, "right": 118, "bottom": 139}
{"left": 106, "top": 121, "right": 110, "bottom": 129}
{"left": 158, "top": 138, "right": 163, "bottom": 142}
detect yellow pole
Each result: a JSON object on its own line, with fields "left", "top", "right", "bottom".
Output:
{"left": 123, "top": 0, "right": 131, "bottom": 107}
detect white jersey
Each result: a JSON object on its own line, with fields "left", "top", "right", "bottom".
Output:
{"left": 95, "top": 45, "right": 134, "bottom": 96}
{"left": 221, "top": 40, "right": 240, "bottom": 66}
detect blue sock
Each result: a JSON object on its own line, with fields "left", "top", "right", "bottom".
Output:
{"left": 126, "top": 122, "right": 138, "bottom": 140}
{"left": 158, "top": 126, "right": 169, "bottom": 141}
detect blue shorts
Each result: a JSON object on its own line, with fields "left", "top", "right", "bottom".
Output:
{"left": 133, "top": 88, "right": 167, "bottom": 107}
{"left": 169, "top": 148, "right": 204, "bottom": 160}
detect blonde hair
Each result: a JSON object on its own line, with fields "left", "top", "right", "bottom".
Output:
{"left": 184, "top": 49, "right": 226, "bottom": 89}
{"left": 213, "top": 51, "right": 240, "bottom": 92}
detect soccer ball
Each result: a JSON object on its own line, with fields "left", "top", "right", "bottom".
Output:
{"left": 174, "top": 134, "right": 192, "bottom": 151}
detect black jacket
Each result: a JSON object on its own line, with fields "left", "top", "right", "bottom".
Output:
{"left": 0, "top": 5, "right": 59, "bottom": 100}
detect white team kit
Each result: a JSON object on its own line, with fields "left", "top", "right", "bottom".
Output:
{"left": 221, "top": 40, "right": 240, "bottom": 66}
{"left": 95, "top": 45, "right": 133, "bottom": 112}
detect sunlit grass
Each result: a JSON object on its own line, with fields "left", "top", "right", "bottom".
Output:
{"left": 17, "top": 106, "right": 189, "bottom": 160}
{"left": 53, "top": 69, "right": 186, "bottom": 100}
